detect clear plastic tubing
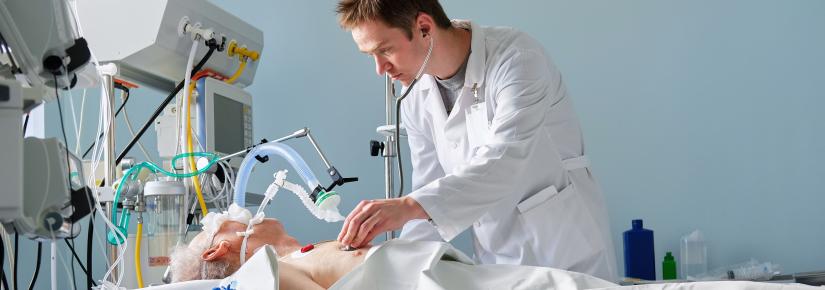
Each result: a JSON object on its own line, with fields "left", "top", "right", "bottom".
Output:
{"left": 233, "top": 142, "right": 320, "bottom": 207}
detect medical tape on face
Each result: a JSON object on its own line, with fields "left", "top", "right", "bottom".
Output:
{"left": 235, "top": 212, "right": 264, "bottom": 237}
{"left": 201, "top": 205, "right": 249, "bottom": 233}
{"left": 199, "top": 203, "right": 266, "bottom": 265}
{"left": 238, "top": 209, "right": 265, "bottom": 264}
{"left": 203, "top": 171, "right": 292, "bottom": 264}
{"left": 236, "top": 229, "right": 254, "bottom": 237}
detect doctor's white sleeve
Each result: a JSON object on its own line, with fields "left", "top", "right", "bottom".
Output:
{"left": 402, "top": 111, "right": 447, "bottom": 192}
{"left": 408, "top": 48, "right": 566, "bottom": 241}
{"left": 399, "top": 92, "right": 450, "bottom": 242}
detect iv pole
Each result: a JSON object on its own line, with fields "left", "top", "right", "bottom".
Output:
{"left": 384, "top": 74, "right": 397, "bottom": 240}
{"left": 372, "top": 74, "right": 399, "bottom": 241}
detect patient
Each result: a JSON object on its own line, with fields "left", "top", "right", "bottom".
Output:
{"left": 169, "top": 218, "right": 370, "bottom": 289}
{"left": 168, "top": 217, "right": 624, "bottom": 290}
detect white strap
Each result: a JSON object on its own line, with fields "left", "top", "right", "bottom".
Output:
{"left": 236, "top": 229, "right": 255, "bottom": 237}
{"left": 562, "top": 155, "right": 590, "bottom": 171}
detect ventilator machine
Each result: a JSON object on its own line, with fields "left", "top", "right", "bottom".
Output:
{"left": 0, "top": 0, "right": 357, "bottom": 289}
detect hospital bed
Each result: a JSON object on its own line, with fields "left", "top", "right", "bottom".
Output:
{"left": 139, "top": 240, "right": 820, "bottom": 290}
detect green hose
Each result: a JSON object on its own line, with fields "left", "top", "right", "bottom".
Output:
{"left": 107, "top": 152, "right": 219, "bottom": 245}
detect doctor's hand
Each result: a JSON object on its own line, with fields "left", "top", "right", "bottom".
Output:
{"left": 337, "top": 196, "right": 428, "bottom": 248}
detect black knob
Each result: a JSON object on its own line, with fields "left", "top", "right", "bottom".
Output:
{"left": 43, "top": 55, "right": 63, "bottom": 74}
{"left": 370, "top": 140, "right": 384, "bottom": 156}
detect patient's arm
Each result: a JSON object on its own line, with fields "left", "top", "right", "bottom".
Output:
{"left": 277, "top": 260, "right": 325, "bottom": 290}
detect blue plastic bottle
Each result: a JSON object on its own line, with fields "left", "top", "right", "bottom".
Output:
{"left": 623, "top": 219, "right": 655, "bottom": 280}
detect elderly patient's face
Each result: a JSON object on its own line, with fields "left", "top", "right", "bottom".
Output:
{"left": 192, "top": 218, "right": 301, "bottom": 263}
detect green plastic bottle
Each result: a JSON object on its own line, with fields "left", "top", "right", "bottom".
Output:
{"left": 663, "top": 252, "right": 677, "bottom": 280}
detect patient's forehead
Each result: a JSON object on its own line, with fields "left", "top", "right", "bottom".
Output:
{"left": 190, "top": 217, "right": 292, "bottom": 247}
{"left": 188, "top": 218, "right": 286, "bottom": 247}
{"left": 187, "top": 220, "right": 241, "bottom": 249}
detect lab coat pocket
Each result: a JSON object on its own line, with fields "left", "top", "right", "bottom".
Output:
{"left": 517, "top": 184, "right": 598, "bottom": 269}
{"left": 517, "top": 185, "right": 560, "bottom": 214}
{"left": 465, "top": 102, "right": 491, "bottom": 150}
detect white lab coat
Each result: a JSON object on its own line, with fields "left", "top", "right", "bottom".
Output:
{"left": 399, "top": 20, "right": 618, "bottom": 281}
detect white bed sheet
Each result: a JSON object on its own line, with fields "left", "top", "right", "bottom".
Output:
{"left": 330, "top": 239, "right": 616, "bottom": 290}
{"left": 594, "top": 281, "right": 820, "bottom": 290}
{"left": 143, "top": 240, "right": 820, "bottom": 290}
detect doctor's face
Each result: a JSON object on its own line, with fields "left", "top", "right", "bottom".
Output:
{"left": 352, "top": 20, "right": 430, "bottom": 86}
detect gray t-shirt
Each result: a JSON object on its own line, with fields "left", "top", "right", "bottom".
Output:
{"left": 434, "top": 57, "right": 469, "bottom": 114}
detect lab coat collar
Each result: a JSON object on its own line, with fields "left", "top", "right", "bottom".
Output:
{"left": 419, "top": 73, "right": 465, "bottom": 146}
{"left": 455, "top": 19, "right": 486, "bottom": 88}
{"left": 415, "top": 19, "right": 486, "bottom": 95}
{"left": 420, "top": 75, "right": 449, "bottom": 122}
{"left": 418, "top": 20, "right": 485, "bottom": 143}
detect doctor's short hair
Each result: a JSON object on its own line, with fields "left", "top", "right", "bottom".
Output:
{"left": 336, "top": 0, "right": 452, "bottom": 40}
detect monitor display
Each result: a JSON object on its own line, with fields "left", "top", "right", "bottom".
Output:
{"left": 213, "top": 93, "right": 246, "bottom": 154}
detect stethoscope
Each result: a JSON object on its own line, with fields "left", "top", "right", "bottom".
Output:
{"left": 394, "top": 31, "right": 434, "bottom": 197}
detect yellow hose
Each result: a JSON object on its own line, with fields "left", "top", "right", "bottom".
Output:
{"left": 184, "top": 52, "right": 252, "bottom": 216}
{"left": 135, "top": 222, "right": 144, "bottom": 288}
{"left": 225, "top": 60, "right": 247, "bottom": 84}
{"left": 227, "top": 41, "right": 260, "bottom": 62}
{"left": 186, "top": 82, "right": 209, "bottom": 217}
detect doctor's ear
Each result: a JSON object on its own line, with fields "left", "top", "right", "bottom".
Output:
{"left": 201, "top": 240, "right": 231, "bottom": 261}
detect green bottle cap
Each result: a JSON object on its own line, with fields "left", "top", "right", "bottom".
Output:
{"left": 664, "top": 252, "right": 675, "bottom": 261}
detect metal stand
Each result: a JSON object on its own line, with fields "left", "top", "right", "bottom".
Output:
{"left": 372, "top": 74, "right": 398, "bottom": 241}
{"left": 101, "top": 64, "right": 119, "bottom": 282}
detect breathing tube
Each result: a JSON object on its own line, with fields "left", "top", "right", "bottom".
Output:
{"left": 233, "top": 142, "right": 320, "bottom": 207}
{"left": 261, "top": 170, "right": 344, "bottom": 222}
{"left": 230, "top": 143, "right": 343, "bottom": 264}
{"left": 236, "top": 168, "right": 344, "bottom": 264}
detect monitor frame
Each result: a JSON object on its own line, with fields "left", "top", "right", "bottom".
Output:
{"left": 200, "top": 77, "right": 253, "bottom": 161}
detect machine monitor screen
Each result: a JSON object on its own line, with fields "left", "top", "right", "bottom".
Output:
{"left": 213, "top": 93, "right": 246, "bottom": 154}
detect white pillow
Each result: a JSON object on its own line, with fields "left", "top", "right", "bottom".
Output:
{"left": 139, "top": 279, "right": 221, "bottom": 290}
{"left": 139, "top": 246, "right": 279, "bottom": 290}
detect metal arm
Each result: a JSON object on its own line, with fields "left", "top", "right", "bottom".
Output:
{"left": 305, "top": 129, "right": 332, "bottom": 169}
{"left": 218, "top": 127, "right": 358, "bottom": 192}
{"left": 217, "top": 128, "right": 308, "bottom": 162}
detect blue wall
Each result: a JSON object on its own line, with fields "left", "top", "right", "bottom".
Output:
{"left": 28, "top": 0, "right": 824, "bottom": 288}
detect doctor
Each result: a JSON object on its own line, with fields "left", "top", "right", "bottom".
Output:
{"left": 335, "top": 0, "right": 618, "bottom": 281}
